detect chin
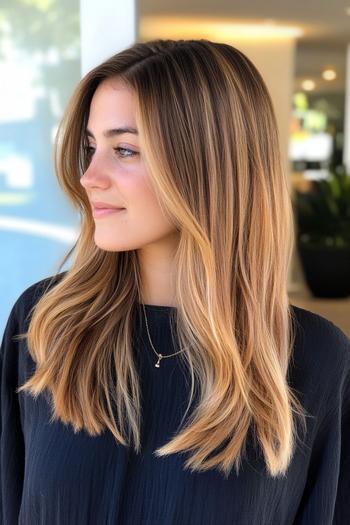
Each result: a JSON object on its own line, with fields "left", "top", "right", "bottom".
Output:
{"left": 93, "top": 236, "right": 132, "bottom": 253}
{"left": 94, "top": 242, "right": 125, "bottom": 252}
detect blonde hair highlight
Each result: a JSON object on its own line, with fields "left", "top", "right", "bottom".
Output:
{"left": 16, "top": 39, "right": 308, "bottom": 479}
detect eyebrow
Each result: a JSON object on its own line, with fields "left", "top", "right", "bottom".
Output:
{"left": 86, "top": 126, "right": 138, "bottom": 138}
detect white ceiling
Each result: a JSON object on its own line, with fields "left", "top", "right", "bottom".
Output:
{"left": 140, "top": 0, "right": 350, "bottom": 92}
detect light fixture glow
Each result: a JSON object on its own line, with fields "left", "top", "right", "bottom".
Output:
{"left": 302, "top": 79, "right": 315, "bottom": 91}
{"left": 322, "top": 69, "right": 337, "bottom": 81}
{"left": 140, "top": 16, "right": 303, "bottom": 41}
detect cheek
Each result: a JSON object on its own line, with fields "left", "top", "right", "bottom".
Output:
{"left": 120, "top": 171, "right": 157, "bottom": 210}
{"left": 116, "top": 167, "right": 152, "bottom": 199}
{"left": 92, "top": 202, "right": 175, "bottom": 252}
{"left": 95, "top": 171, "right": 176, "bottom": 248}
{"left": 135, "top": 193, "right": 171, "bottom": 229}
{"left": 128, "top": 183, "right": 175, "bottom": 235}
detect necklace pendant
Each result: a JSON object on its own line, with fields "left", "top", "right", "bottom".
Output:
{"left": 155, "top": 354, "right": 163, "bottom": 368}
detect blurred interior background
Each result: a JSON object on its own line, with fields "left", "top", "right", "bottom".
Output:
{"left": 1, "top": 0, "right": 349, "bottom": 336}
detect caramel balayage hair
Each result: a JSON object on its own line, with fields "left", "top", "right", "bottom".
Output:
{"left": 17, "top": 39, "right": 308, "bottom": 478}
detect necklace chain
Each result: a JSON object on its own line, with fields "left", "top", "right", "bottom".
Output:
{"left": 141, "top": 303, "right": 188, "bottom": 368}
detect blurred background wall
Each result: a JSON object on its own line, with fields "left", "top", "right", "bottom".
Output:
{"left": 1, "top": 0, "right": 349, "bottom": 335}
{"left": 0, "top": 0, "right": 80, "bottom": 332}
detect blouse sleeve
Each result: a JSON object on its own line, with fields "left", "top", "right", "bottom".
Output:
{"left": 0, "top": 301, "right": 25, "bottom": 524}
{"left": 293, "top": 335, "right": 350, "bottom": 525}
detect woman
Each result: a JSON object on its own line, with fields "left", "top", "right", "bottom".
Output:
{"left": 1, "top": 39, "right": 349, "bottom": 524}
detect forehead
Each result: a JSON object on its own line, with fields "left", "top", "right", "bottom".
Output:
{"left": 87, "top": 78, "right": 137, "bottom": 128}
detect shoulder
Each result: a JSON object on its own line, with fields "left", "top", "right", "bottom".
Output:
{"left": 6, "top": 271, "right": 67, "bottom": 331}
{"left": 289, "top": 303, "right": 350, "bottom": 409}
{"left": 290, "top": 303, "right": 350, "bottom": 366}
{"left": 1, "top": 271, "right": 67, "bottom": 379}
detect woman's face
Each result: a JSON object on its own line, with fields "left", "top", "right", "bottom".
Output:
{"left": 80, "top": 77, "right": 178, "bottom": 252}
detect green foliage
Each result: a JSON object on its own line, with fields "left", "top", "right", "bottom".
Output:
{"left": 0, "top": 0, "right": 79, "bottom": 59}
{"left": 295, "top": 167, "right": 350, "bottom": 248}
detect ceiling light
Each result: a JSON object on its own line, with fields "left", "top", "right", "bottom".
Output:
{"left": 140, "top": 16, "right": 303, "bottom": 41}
{"left": 302, "top": 80, "right": 315, "bottom": 91}
{"left": 322, "top": 69, "right": 337, "bottom": 81}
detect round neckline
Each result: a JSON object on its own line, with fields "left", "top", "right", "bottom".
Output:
{"left": 137, "top": 303, "right": 177, "bottom": 311}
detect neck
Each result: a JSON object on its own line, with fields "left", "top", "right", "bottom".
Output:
{"left": 137, "top": 233, "right": 179, "bottom": 307}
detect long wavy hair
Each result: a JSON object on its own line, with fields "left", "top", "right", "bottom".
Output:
{"left": 16, "top": 38, "right": 308, "bottom": 479}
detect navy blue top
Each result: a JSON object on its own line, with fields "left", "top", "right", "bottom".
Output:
{"left": 1, "top": 274, "right": 350, "bottom": 524}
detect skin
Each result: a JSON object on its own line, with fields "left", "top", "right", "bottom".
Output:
{"left": 79, "top": 78, "right": 180, "bottom": 307}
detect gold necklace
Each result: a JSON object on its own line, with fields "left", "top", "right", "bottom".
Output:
{"left": 141, "top": 303, "right": 188, "bottom": 368}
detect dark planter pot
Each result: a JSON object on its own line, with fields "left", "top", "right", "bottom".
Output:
{"left": 297, "top": 243, "right": 350, "bottom": 298}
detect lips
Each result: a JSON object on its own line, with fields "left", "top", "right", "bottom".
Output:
{"left": 91, "top": 201, "right": 125, "bottom": 210}
{"left": 91, "top": 202, "right": 126, "bottom": 219}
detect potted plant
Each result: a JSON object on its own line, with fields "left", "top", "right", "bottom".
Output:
{"left": 294, "top": 166, "right": 350, "bottom": 298}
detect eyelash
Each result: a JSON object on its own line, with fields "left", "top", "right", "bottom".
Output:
{"left": 84, "top": 146, "right": 138, "bottom": 159}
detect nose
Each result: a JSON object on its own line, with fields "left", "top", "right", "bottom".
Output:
{"left": 80, "top": 152, "right": 112, "bottom": 190}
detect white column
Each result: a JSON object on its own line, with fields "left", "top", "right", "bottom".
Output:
{"left": 344, "top": 44, "right": 350, "bottom": 174}
{"left": 80, "top": 0, "right": 138, "bottom": 76}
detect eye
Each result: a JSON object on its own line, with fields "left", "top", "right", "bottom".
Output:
{"left": 113, "top": 147, "right": 138, "bottom": 159}
{"left": 84, "top": 144, "right": 138, "bottom": 159}
{"left": 84, "top": 145, "right": 95, "bottom": 156}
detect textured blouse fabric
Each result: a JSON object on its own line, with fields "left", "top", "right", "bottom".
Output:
{"left": 1, "top": 274, "right": 350, "bottom": 525}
